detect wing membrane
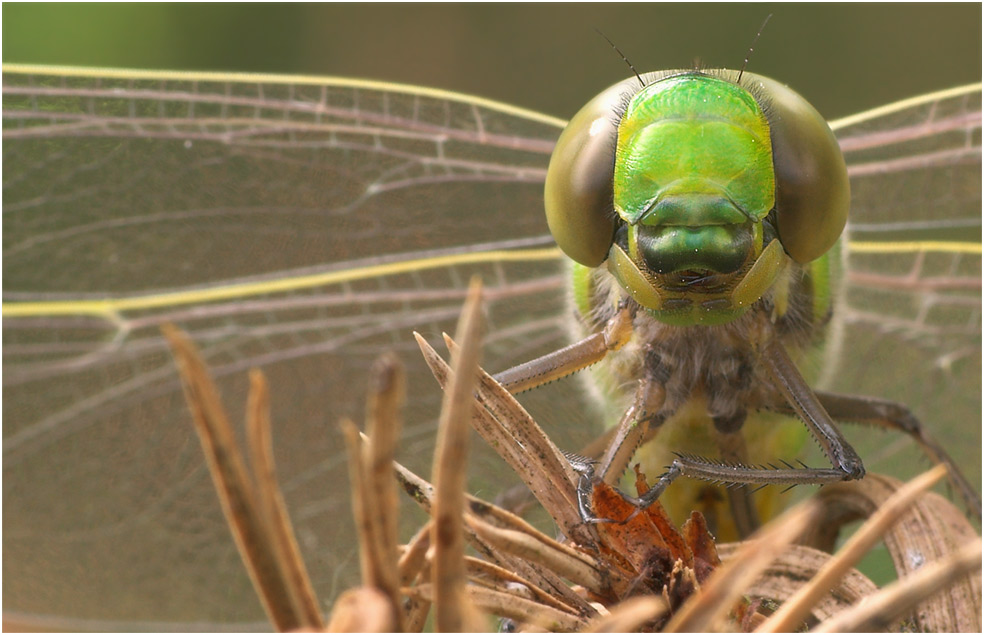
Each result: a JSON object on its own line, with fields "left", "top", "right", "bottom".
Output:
{"left": 823, "top": 84, "right": 982, "bottom": 490}
{"left": 2, "top": 66, "right": 576, "bottom": 626}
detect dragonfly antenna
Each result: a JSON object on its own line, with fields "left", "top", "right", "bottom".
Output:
{"left": 737, "top": 13, "right": 773, "bottom": 83}
{"left": 596, "top": 28, "right": 645, "bottom": 88}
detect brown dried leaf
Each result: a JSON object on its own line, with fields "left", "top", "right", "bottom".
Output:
{"left": 681, "top": 511, "right": 720, "bottom": 584}
{"left": 591, "top": 477, "right": 690, "bottom": 591}
{"left": 634, "top": 467, "right": 691, "bottom": 567}
{"left": 665, "top": 500, "right": 819, "bottom": 633}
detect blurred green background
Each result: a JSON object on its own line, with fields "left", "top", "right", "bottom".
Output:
{"left": 4, "top": 3, "right": 982, "bottom": 121}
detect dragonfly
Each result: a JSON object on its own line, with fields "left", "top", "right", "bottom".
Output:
{"left": 3, "top": 64, "right": 981, "bottom": 629}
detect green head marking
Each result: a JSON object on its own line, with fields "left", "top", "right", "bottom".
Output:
{"left": 608, "top": 73, "right": 780, "bottom": 325}
{"left": 615, "top": 74, "right": 775, "bottom": 229}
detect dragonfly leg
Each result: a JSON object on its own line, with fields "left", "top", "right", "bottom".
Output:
{"left": 632, "top": 455, "right": 850, "bottom": 510}
{"left": 714, "top": 427, "right": 761, "bottom": 538}
{"left": 493, "top": 303, "right": 635, "bottom": 394}
{"left": 597, "top": 369, "right": 667, "bottom": 486}
{"left": 567, "top": 453, "right": 624, "bottom": 525}
{"left": 810, "top": 391, "right": 982, "bottom": 519}
{"left": 572, "top": 338, "right": 869, "bottom": 529}
{"left": 759, "top": 339, "right": 866, "bottom": 480}
{"left": 609, "top": 337, "right": 870, "bottom": 522}
{"left": 570, "top": 360, "right": 668, "bottom": 525}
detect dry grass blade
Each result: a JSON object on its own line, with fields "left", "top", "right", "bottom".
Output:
{"left": 406, "top": 584, "right": 586, "bottom": 631}
{"left": 811, "top": 540, "right": 982, "bottom": 633}
{"left": 340, "top": 420, "right": 374, "bottom": 582}
{"left": 393, "top": 459, "right": 600, "bottom": 616}
{"left": 398, "top": 520, "right": 432, "bottom": 586}
{"left": 463, "top": 556, "right": 577, "bottom": 613}
{"left": 585, "top": 596, "right": 669, "bottom": 633}
{"left": 664, "top": 500, "right": 820, "bottom": 632}
{"left": 361, "top": 354, "right": 406, "bottom": 628}
{"left": 396, "top": 518, "right": 434, "bottom": 633}
{"left": 759, "top": 465, "right": 947, "bottom": 632}
{"left": 417, "top": 333, "right": 589, "bottom": 546}
{"left": 338, "top": 411, "right": 404, "bottom": 629}
{"left": 465, "top": 514, "right": 607, "bottom": 595}
{"left": 444, "top": 334, "right": 586, "bottom": 536}
{"left": 162, "top": 324, "right": 311, "bottom": 631}
{"left": 431, "top": 277, "right": 484, "bottom": 632}
{"left": 244, "top": 370, "right": 325, "bottom": 629}
{"left": 334, "top": 358, "right": 411, "bottom": 630}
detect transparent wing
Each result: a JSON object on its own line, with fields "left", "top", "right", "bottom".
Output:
{"left": 822, "top": 84, "right": 982, "bottom": 495}
{"left": 2, "top": 66, "right": 585, "bottom": 628}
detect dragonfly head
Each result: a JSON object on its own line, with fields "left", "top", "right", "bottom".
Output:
{"left": 545, "top": 70, "right": 849, "bottom": 325}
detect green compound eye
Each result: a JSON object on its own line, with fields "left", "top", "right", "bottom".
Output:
{"left": 543, "top": 76, "right": 634, "bottom": 268}
{"left": 544, "top": 70, "right": 849, "bottom": 274}
{"left": 753, "top": 74, "right": 850, "bottom": 263}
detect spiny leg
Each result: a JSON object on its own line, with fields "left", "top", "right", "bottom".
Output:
{"left": 597, "top": 373, "right": 666, "bottom": 486}
{"left": 713, "top": 424, "right": 761, "bottom": 538}
{"left": 489, "top": 303, "right": 636, "bottom": 516}
{"left": 494, "top": 303, "right": 634, "bottom": 393}
{"left": 562, "top": 376, "right": 667, "bottom": 527}
{"left": 809, "top": 391, "right": 981, "bottom": 519}
{"left": 631, "top": 454, "right": 851, "bottom": 510}
{"left": 631, "top": 339, "right": 865, "bottom": 512}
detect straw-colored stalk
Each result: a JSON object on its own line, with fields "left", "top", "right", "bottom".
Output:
{"left": 165, "top": 285, "right": 981, "bottom": 632}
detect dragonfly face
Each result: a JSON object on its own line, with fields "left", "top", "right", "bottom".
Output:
{"left": 2, "top": 66, "right": 981, "bottom": 627}
{"left": 546, "top": 70, "right": 849, "bottom": 326}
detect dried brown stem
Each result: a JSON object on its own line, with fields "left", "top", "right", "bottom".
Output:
{"left": 406, "top": 583, "right": 586, "bottom": 631}
{"left": 360, "top": 354, "right": 407, "bottom": 629}
{"left": 325, "top": 587, "right": 395, "bottom": 632}
{"left": 393, "top": 450, "right": 599, "bottom": 616}
{"left": 162, "top": 324, "right": 307, "bottom": 631}
{"left": 245, "top": 370, "right": 325, "bottom": 629}
{"left": 398, "top": 520, "right": 432, "bottom": 587}
{"left": 759, "top": 466, "right": 946, "bottom": 632}
{"left": 811, "top": 540, "right": 982, "bottom": 633}
{"left": 462, "top": 556, "right": 576, "bottom": 614}
{"left": 465, "top": 515, "right": 607, "bottom": 595}
{"left": 431, "top": 278, "right": 484, "bottom": 632}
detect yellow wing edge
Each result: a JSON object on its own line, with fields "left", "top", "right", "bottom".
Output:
{"left": 849, "top": 240, "right": 982, "bottom": 255}
{"left": 5, "top": 63, "right": 980, "bottom": 133}
{"left": 829, "top": 82, "right": 983, "bottom": 131}
{"left": 1, "top": 62, "right": 568, "bottom": 130}
{"left": 3, "top": 241, "right": 979, "bottom": 319}
{"left": 1, "top": 247, "right": 565, "bottom": 318}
